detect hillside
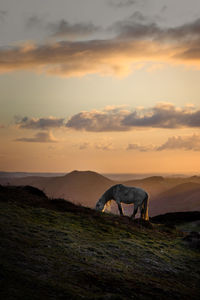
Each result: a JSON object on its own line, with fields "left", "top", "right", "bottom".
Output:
{"left": 0, "top": 185, "right": 200, "bottom": 300}
{"left": 150, "top": 182, "right": 200, "bottom": 216}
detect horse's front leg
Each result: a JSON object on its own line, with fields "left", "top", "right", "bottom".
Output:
{"left": 131, "top": 205, "right": 138, "bottom": 219}
{"left": 117, "top": 202, "right": 124, "bottom": 216}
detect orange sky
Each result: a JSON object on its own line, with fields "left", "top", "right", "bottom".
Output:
{"left": 0, "top": 0, "right": 200, "bottom": 173}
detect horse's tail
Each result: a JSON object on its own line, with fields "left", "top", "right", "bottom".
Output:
{"left": 142, "top": 193, "right": 149, "bottom": 221}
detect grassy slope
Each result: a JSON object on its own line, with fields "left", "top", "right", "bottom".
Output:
{"left": 0, "top": 187, "right": 200, "bottom": 300}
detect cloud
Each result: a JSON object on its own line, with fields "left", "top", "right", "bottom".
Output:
{"left": 79, "top": 142, "right": 90, "bottom": 150}
{"left": 108, "top": 0, "right": 136, "bottom": 8}
{"left": 15, "top": 131, "right": 57, "bottom": 143}
{"left": 49, "top": 20, "right": 100, "bottom": 39}
{"left": 66, "top": 103, "right": 200, "bottom": 132}
{"left": 160, "top": 5, "right": 168, "bottom": 13}
{"left": 66, "top": 106, "right": 131, "bottom": 132}
{"left": 77, "top": 140, "right": 115, "bottom": 151}
{"left": 122, "top": 103, "right": 200, "bottom": 129}
{"left": 112, "top": 14, "right": 200, "bottom": 41}
{"left": 110, "top": 13, "right": 162, "bottom": 39}
{"left": 95, "top": 142, "right": 114, "bottom": 151}
{"left": 15, "top": 116, "right": 65, "bottom": 130}
{"left": 0, "top": 39, "right": 153, "bottom": 77}
{"left": 25, "top": 16, "right": 100, "bottom": 39}
{"left": 166, "top": 18, "right": 200, "bottom": 41}
{"left": 157, "top": 134, "right": 200, "bottom": 151}
{"left": 15, "top": 103, "right": 200, "bottom": 134}
{"left": 127, "top": 143, "right": 155, "bottom": 152}
{"left": 128, "top": 11, "right": 150, "bottom": 23}
{"left": 126, "top": 134, "right": 200, "bottom": 152}
{"left": 0, "top": 10, "right": 7, "bottom": 22}
{"left": 0, "top": 16, "right": 200, "bottom": 77}
{"left": 26, "top": 15, "right": 45, "bottom": 30}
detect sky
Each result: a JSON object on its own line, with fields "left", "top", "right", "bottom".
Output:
{"left": 0, "top": 0, "right": 200, "bottom": 173}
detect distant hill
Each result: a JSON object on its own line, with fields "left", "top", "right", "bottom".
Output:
{"left": 0, "top": 171, "right": 65, "bottom": 178}
{"left": 1, "top": 170, "right": 200, "bottom": 216}
{"left": 150, "top": 182, "right": 200, "bottom": 216}
{"left": 123, "top": 176, "right": 168, "bottom": 198}
{"left": 123, "top": 175, "right": 200, "bottom": 196}
{"left": 49, "top": 170, "right": 113, "bottom": 206}
{"left": 3, "top": 170, "right": 113, "bottom": 208}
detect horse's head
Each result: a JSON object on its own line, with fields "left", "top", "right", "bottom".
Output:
{"left": 95, "top": 198, "right": 105, "bottom": 211}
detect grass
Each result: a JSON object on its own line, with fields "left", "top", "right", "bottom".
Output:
{"left": 177, "top": 221, "right": 200, "bottom": 232}
{"left": 0, "top": 186, "right": 200, "bottom": 299}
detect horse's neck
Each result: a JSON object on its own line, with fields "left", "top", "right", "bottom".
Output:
{"left": 101, "top": 194, "right": 110, "bottom": 205}
{"left": 102, "top": 188, "right": 114, "bottom": 204}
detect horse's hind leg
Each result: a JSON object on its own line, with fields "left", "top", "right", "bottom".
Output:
{"left": 140, "top": 205, "right": 144, "bottom": 219}
{"left": 117, "top": 203, "right": 124, "bottom": 216}
{"left": 131, "top": 205, "right": 138, "bottom": 219}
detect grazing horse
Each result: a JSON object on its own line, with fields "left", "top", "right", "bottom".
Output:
{"left": 95, "top": 184, "right": 149, "bottom": 220}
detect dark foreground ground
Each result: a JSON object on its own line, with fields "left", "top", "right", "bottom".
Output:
{"left": 0, "top": 185, "right": 200, "bottom": 300}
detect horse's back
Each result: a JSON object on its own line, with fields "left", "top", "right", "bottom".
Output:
{"left": 116, "top": 184, "right": 147, "bottom": 204}
{"left": 120, "top": 184, "right": 147, "bottom": 195}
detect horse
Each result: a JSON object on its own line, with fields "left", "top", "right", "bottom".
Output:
{"left": 95, "top": 184, "right": 149, "bottom": 220}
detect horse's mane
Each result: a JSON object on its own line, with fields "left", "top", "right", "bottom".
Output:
{"left": 101, "top": 184, "right": 119, "bottom": 211}
{"left": 103, "top": 184, "right": 118, "bottom": 200}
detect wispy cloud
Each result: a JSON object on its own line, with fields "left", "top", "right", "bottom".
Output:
{"left": 111, "top": 14, "right": 200, "bottom": 41}
{"left": 157, "top": 134, "right": 200, "bottom": 151}
{"left": 49, "top": 20, "right": 100, "bottom": 39}
{"left": 127, "top": 134, "right": 200, "bottom": 152}
{"left": 25, "top": 15, "right": 100, "bottom": 40}
{"left": 26, "top": 15, "right": 45, "bottom": 30}
{"left": 1, "top": 17, "right": 200, "bottom": 77}
{"left": 0, "top": 10, "right": 7, "bottom": 22}
{"left": 15, "top": 116, "right": 65, "bottom": 130}
{"left": 108, "top": 0, "right": 136, "bottom": 8}
{"left": 95, "top": 141, "right": 114, "bottom": 151}
{"left": 79, "top": 142, "right": 90, "bottom": 150}
{"left": 15, "top": 131, "right": 58, "bottom": 143}
{"left": 127, "top": 143, "right": 155, "bottom": 152}
{"left": 77, "top": 140, "right": 115, "bottom": 151}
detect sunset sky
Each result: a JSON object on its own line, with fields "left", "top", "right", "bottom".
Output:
{"left": 0, "top": 0, "right": 200, "bottom": 173}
